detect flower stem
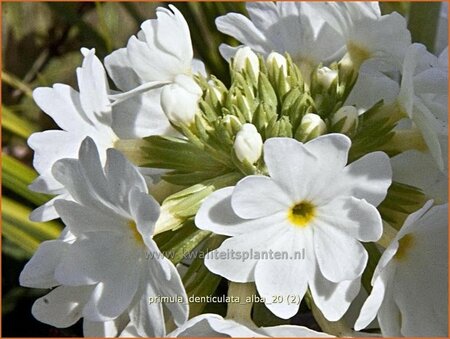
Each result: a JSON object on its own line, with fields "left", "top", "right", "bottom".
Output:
{"left": 226, "top": 282, "right": 256, "bottom": 327}
{"left": 311, "top": 298, "right": 354, "bottom": 337}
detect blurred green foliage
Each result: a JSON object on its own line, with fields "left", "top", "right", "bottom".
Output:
{"left": 1, "top": 2, "right": 444, "bottom": 337}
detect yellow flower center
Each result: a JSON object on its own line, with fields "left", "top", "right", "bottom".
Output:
{"left": 288, "top": 201, "right": 316, "bottom": 227}
{"left": 128, "top": 220, "right": 144, "bottom": 245}
{"left": 394, "top": 234, "right": 415, "bottom": 261}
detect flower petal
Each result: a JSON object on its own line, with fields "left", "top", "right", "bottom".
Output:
{"left": 314, "top": 222, "right": 368, "bottom": 282}
{"left": 32, "top": 286, "right": 92, "bottom": 328}
{"left": 309, "top": 260, "right": 361, "bottom": 321}
{"left": 54, "top": 200, "right": 124, "bottom": 235}
{"left": 264, "top": 137, "right": 319, "bottom": 201}
{"left": 231, "top": 176, "right": 291, "bottom": 219}
{"left": 322, "top": 151, "right": 392, "bottom": 206}
{"left": 255, "top": 227, "right": 311, "bottom": 319}
{"left": 259, "top": 324, "right": 333, "bottom": 337}
{"left": 32, "top": 84, "right": 90, "bottom": 132}
{"left": 150, "top": 257, "right": 189, "bottom": 326}
{"left": 205, "top": 224, "right": 283, "bottom": 282}
{"left": 196, "top": 187, "right": 286, "bottom": 236}
{"left": 19, "top": 240, "right": 68, "bottom": 288}
{"left": 104, "top": 48, "right": 141, "bottom": 92}
{"left": 354, "top": 265, "right": 394, "bottom": 330}
{"left": 76, "top": 48, "right": 111, "bottom": 125}
{"left": 317, "top": 196, "right": 382, "bottom": 242}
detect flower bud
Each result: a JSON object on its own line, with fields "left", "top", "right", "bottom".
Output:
{"left": 316, "top": 67, "right": 338, "bottom": 89}
{"left": 233, "top": 123, "right": 263, "bottom": 164}
{"left": 331, "top": 106, "right": 359, "bottom": 136}
{"left": 233, "top": 47, "right": 260, "bottom": 80}
{"left": 222, "top": 115, "right": 242, "bottom": 136}
{"left": 161, "top": 74, "right": 202, "bottom": 126}
{"left": 267, "top": 52, "right": 288, "bottom": 77}
{"left": 296, "top": 113, "right": 327, "bottom": 142}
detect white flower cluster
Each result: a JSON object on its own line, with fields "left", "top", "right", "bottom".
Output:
{"left": 21, "top": 2, "right": 447, "bottom": 338}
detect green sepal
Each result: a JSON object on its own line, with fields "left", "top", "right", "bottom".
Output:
{"left": 361, "top": 242, "right": 382, "bottom": 294}
{"left": 142, "top": 135, "right": 224, "bottom": 172}
{"left": 378, "top": 181, "right": 427, "bottom": 230}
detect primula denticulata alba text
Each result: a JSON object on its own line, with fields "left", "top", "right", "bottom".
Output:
{"left": 18, "top": 2, "right": 448, "bottom": 338}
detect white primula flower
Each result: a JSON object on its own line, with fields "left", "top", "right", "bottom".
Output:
{"left": 196, "top": 134, "right": 392, "bottom": 320}
{"left": 398, "top": 43, "right": 448, "bottom": 171}
{"left": 216, "top": 2, "right": 344, "bottom": 73}
{"left": 28, "top": 48, "right": 118, "bottom": 221}
{"left": 168, "top": 313, "right": 333, "bottom": 337}
{"left": 355, "top": 201, "right": 448, "bottom": 337}
{"left": 313, "top": 2, "right": 411, "bottom": 69}
{"left": 20, "top": 138, "right": 188, "bottom": 337}
{"left": 105, "top": 5, "right": 205, "bottom": 105}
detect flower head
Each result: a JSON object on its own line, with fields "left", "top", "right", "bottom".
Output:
{"left": 20, "top": 138, "right": 188, "bottom": 336}
{"left": 196, "top": 134, "right": 392, "bottom": 320}
{"left": 355, "top": 201, "right": 448, "bottom": 336}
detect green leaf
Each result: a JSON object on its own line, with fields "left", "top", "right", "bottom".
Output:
{"left": 2, "top": 154, "right": 52, "bottom": 206}
{"left": 2, "top": 197, "right": 62, "bottom": 242}
{"left": 2, "top": 71, "right": 33, "bottom": 98}
{"left": 183, "top": 235, "right": 226, "bottom": 318}
{"left": 2, "top": 105, "right": 37, "bottom": 139}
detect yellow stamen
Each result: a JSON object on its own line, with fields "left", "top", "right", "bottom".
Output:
{"left": 394, "top": 234, "right": 415, "bottom": 261}
{"left": 128, "top": 220, "right": 144, "bottom": 245}
{"left": 288, "top": 201, "right": 316, "bottom": 227}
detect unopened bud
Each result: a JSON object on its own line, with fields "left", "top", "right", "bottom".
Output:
{"left": 161, "top": 74, "right": 202, "bottom": 126}
{"left": 234, "top": 123, "right": 263, "bottom": 164}
{"left": 222, "top": 115, "right": 242, "bottom": 136}
{"left": 233, "top": 47, "right": 260, "bottom": 80}
{"left": 267, "top": 52, "right": 288, "bottom": 76}
{"left": 296, "top": 113, "right": 327, "bottom": 142}
{"left": 316, "top": 67, "right": 338, "bottom": 89}
{"left": 331, "top": 106, "right": 359, "bottom": 136}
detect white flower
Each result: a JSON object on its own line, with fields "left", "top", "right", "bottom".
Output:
{"left": 355, "top": 201, "right": 448, "bottom": 336}
{"left": 28, "top": 48, "right": 118, "bottom": 221}
{"left": 216, "top": 2, "right": 344, "bottom": 71}
{"left": 196, "top": 134, "right": 392, "bottom": 320}
{"left": 104, "top": 5, "right": 207, "bottom": 140}
{"left": 314, "top": 2, "right": 411, "bottom": 69}
{"left": 105, "top": 5, "right": 205, "bottom": 104}
{"left": 20, "top": 138, "right": 188, "bottom": 337}
{"left": 233, "top": 123, "right": 263, "bottom": 164}
{"left": 161, "top": 74, "right": 202, "bottom": 126}
{"left": 398, "top": 43, "right": 448, "bottom": 171}
{"left": 168, "top": 313, "right": 333, "bottom": 337}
